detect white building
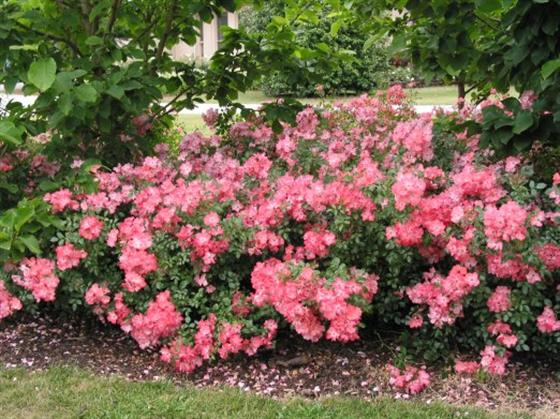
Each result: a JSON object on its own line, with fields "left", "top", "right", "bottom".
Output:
{"left": 171, "top": 13, "right": 239, "bottom": 61}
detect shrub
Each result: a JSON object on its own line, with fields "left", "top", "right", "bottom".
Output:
{"left": 1, "top": 87, "right": 558, "bottom": 381}
{"left": 240, "top": 2, "right": 418, "bottom": 97}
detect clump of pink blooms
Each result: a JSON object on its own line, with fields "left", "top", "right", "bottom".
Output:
{"left": 406, "top": 266, "right": 479, "bottom": 327}
{"left": 454, "top": 360, "right": 480, "bottom": 375}
{"left": 387, "top": 364, "right": 431, "bottom": 394}
{"left": 486, "top": 286, "right": 511, "bottom": 313}
{"left": 11, "top": 258, "right": 59, "bottom": 302}
{"left": 79, "top": 216, "right": 104, "bottom": 240}
{"left": 0, "top": 281, "right": 22, "bottom": 320}
{"left": 537, "top": 307, "right": 560, "bottom": 333}
{"left": 56, "top": 243, "right": 87, "bottom": 271}
{"left": 130, "top": 291, "right": 183, "bottom": 349}
{"left": 251, "top": 259, "right": 378, "bottom": 343}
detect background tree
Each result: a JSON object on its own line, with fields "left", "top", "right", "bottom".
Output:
{"left": 239, "top": 0, "right": 415, "bottom": 97}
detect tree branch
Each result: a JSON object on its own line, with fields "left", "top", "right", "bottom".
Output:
{"left": 155, "top": 0, "right": 178, "bottom": 61}
{"left": 15, "top": 22, "right": 81, "bottom": 57}
{"left": 107, "top": 0, "right": 121, "bottom": 34}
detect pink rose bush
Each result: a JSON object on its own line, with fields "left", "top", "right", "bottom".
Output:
{"left": 0, "top": 86, "right": 558, "bottom": 391}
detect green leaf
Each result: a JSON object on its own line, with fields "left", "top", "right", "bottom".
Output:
{"left": 475, "top": 0, "right": 502, "bottom": 14}
{"left": 19, "top": 235, "right": 41, "bottom": 255}
{"left": 85, "top": 36, "right": 104, "bottom": 46}
{"left": 74, "top": 84, "right": 98, "bottom": 103}
{"left": 0, "top": 209, "right": 16, "bottom": 230}
{"left": 271, "top": 16, "right": 287, "bottom": 26}
{"left": 541, "top": 58, "right": 560, "bottom": 79}
{"left": 0, "top": 181, "right": 18, "bottom": 194}
{"left": 105, "top": 85, "right": 125, "bottom": 99}
{"left": 28, "top": 58, "right": 57, "bottom": 92}
{"left": 512, "top": 111, "right": 534, "bottom": 134}
{"left": 330, "top": 20, "right": 342, "bottom": 36}
{"left": 38, "top": 180, "right": 61, "bottom": 192}
{"left": 54, "top": 69, "right": 87, "bottom": 91}
{"left": 14, "top": 206, "right": 34, "bottom": 231}
{"left": 59, "top": 94, "right": 73, "bottom": 116}
{"left": 0, "top": 120, "right": 24, "bottom": 146}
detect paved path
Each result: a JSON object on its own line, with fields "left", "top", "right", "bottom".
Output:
{"left": 1, "top": 92, "right": 453, "bottom": 115}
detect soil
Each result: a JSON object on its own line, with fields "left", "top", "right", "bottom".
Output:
{"left": 1, "top": 314, "right": 559, "bottom": 415}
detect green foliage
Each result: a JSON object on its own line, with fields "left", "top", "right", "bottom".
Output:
{"left": 0, "top": 0, "right": 343, "bottom": 166}
{"left": 356, "top": 0, "right": 560, "bottom": 156}
{"left": 0, "top": 198, "right": 59, "bottom": 263}
{"left": 240, "top": 1, "right": 416, "bottom": 97}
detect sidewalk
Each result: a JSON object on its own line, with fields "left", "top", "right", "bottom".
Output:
{"left": 1, "top": 91, "right": 453, "bottom": 115}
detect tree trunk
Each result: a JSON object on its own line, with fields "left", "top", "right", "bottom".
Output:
{"left": 457, "top": 80, "right": 466, "bottom": 109}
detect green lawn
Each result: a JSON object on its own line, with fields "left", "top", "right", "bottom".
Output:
{"left": 176, "top": 114, "right": 210, "bottom": 134}
{"left": 0, "top": 367, "right": 530, "bottom": 419}
{"left": 404, "top": 85, "right": 460, "bottom": 105}
{"left": 198, "top": 86, "right": 460, "bottom": 107}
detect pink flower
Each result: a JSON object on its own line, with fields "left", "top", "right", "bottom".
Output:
{"left": 487, "top": 286, "right": 511, "bottom": 313}
{"left": 536, "top": 307, "right": 560, "bottom": 333}
{"left": 130, "top": 291, "right": 183, "bottom": 349}
{"left": 55, "top": 243, "right": 87, "bottom": 271}
{"left": 79, "top": 216, "right": 104, "bottom": 240}
{"left": 44, "top": 189, "right": 78, "bottom": 213}
{"left": 392, "top": 119, "right": 434, "bottom": 162}
{"left": 553, "top": 172, "right": 560, "bottom": 185}
{"left": 202, "top": 108, "right": 219, "bottom": 128}
{"left": 243, "top": 153, "right": 272, "bottom": 179}
{"left": 85, "top": 283, "right": 111, "bottom": 306}
{"left": 519, "top": 90, "right": 537, "bottom": 109}
{"left": 484, "top": 201, "right": 527, "bottom": 250}
{"left": 387, "top": 364, "right": 431, "bottom": 394}
{"left": 536, "top": 243, "right": 560, "bottom": 271}
{"left": 107, "top": 293, "right": 131, "bottom": 331}
{"left": 303, "top": 229, "right": 336, "bottom": 259}
{"left": 107, "top": 229, "right": 119, "bottom": 247}
{"left": 203, "top": 212, "right": 220, "bottom": 228}
{"left": 11, "top": 258, "right": 59, "bottom": 302}
{"left": 118, "top": 247, "right": 158, "bottom": 292}
{"left": 480, "top": 345, "right": 510, "bottom": 375}
{"left": 496, "top": 333, "right": 518, "bottom": 348}
{"left": 454, "top": 360, "right": 480, "bottom": 375}
{"left": 408, "top": 314, "right": 424, "bottom": 328}
{"left": 0, "top": 280, "right": 22, "bottom": 320}
{"left": 392, "top": 171, "right": 426, "bottom": 211}
{"left": 504, "top": 156, "right": 521, "bottom": 173}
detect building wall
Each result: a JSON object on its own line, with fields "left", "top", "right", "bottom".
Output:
{"left": 171, "top": 12, "right": 238, "bottom": 61}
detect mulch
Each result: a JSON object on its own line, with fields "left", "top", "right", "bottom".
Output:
{"left": 1, "top": 314, "right": 559, "bottom": 414}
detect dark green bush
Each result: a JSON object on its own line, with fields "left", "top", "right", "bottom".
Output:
{"left": 240, "top": 2, "right": 417, "bottom": 97}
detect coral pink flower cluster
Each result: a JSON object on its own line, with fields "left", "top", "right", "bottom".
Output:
{"left": 55, "top": 243, "right": 87, "bottom": 271}
{"left": 537, "top": 307, "right": 560, "bottom": 333}
{"left": 0, "top": 281, "right": 22, "bottom": 320}
{"left": 79, "top": 216, "right": 104, "bottom": 240}
{"left": 406, "top": 266, "right": 479, "bottom": 327}
{"left": 130, "top": 291, "right": 183, "bottom": 349}
{"left": 387, "top": 364, "right": 431, "bottom": 394}
{"left": 11, "top": 258, "right": 59, "bottom": 302}
{"left": 251, "top": 259, "right": 378, "bottom": 342}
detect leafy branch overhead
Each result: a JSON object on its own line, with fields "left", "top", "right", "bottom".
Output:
{"left": 0, "top": 0, "right": 343, "bottom": 165}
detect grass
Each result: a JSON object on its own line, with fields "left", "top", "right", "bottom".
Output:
{"left": 0, "top": 367, "right": 531, "bottom": 419}
{"left": 199, "top": 86, "right": 461, "bottom": 107}
{"left": 176, "top": 114, "right": 210, "bottom": 134}
{"left": 404, "top": 85, "right": 460, "bottom": 105}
